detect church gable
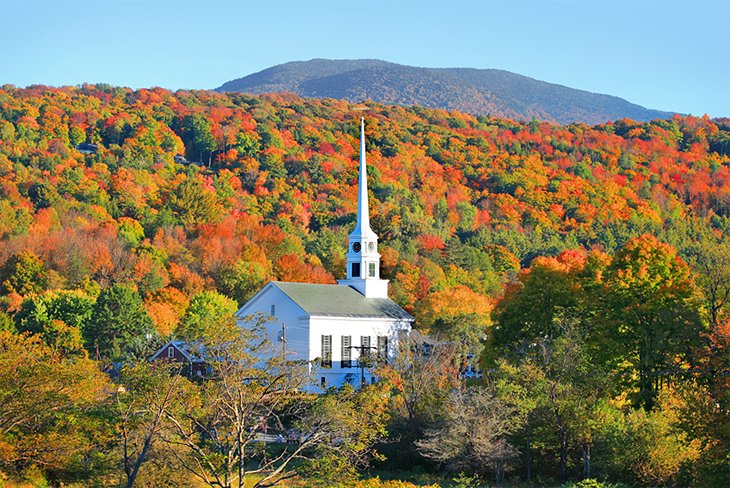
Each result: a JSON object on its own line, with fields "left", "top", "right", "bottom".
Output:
{"left": 235, "top": 281, "right": 308, "bottom": 320}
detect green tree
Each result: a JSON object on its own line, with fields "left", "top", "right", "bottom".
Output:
{"left": 298, "top": 383, "right": 391, "bottom": 483}
{"left": 486, "top": 251, "right": 615, "bottom": 482}
{"left": 595, "top": 387, "right": 704, "bottom": 486}
{"left": 15, "top": 290, "right": 94, "bottom": 333}
{"left": 685, "top": 237, "right": 730, "bottom": 328}
{"left": 489, "top": 251, "right": 587, "bottom": 362}
{"left": 493, "top": 360, "right": 542, "bottom": 482}
{"left": 0, "top": 311, "right": 14, "bottom": 333}
{"left": 174, "top": 290, "right": 238, "bottom": 342}
{"left": 235, "top": 131, "right": 260, "bottom": 158}
{"left": 27, "top": 181, "right": 60, "bottom": 209}
{"left": 181, "top": 113, "right": 216, "bottom": 165}
{"left": 86, "top": 283, "right": 155, "bottom": 359}
{"left": 1, "top": 251, "right": 49, "bottom": 296}
{"left": 215, "top": 258, "right": 270, "bottom": 305}
{"left": 166, "top": 175, "right": 222, "bottom": 226}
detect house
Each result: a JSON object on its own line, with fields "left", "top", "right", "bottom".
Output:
{"left": 173, "top": 154, "right": 188, "bottom": 164}
{"left": 75, "top": 143, "right": 98, "bottom": 154}
{"left": 236, "top": 118, "right": 414, "bottom": 390}
{"left": 149, "top": 340, "right": 207, "bottom": 378}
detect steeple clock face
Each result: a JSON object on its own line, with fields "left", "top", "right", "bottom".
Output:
{"left": 352, "top": 242, "right": 361, "bottom": 253}
{"left": 368, "top": 242, "right": 375, "bottom": 252}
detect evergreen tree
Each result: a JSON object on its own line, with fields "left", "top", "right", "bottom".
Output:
{"left": 86, "top": 283, "right": 155, "bottom": 359}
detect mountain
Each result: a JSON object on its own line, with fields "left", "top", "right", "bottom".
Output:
{"left": 216, "top": 59, "right": 675, "bottom": 125}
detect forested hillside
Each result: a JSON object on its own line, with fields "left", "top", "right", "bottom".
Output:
{"left": 216, "top": 59, "right": 675, "bottom": 124}
{"left": 0, "top": 84, "right": 728, "bottom": 486}
{"left": 1, "top": 84, "right": 729, "bottom": 322}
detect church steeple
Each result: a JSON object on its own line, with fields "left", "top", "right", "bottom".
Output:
{"left": 338, "top": 117, "right": 389, "bottom": 298}
{"left": 354, "top": 117, "right": 376, "bottom": 239}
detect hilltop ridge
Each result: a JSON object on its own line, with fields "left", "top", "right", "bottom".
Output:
{"left": 216, "top": 59, "right": 675, "bottom": 125}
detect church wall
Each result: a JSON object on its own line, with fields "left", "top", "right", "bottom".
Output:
{"left": 235, "top": 285, "right": 311, "bottom": 363}
{"left": 309, "top": 316, "right": 411, "bottom": 390}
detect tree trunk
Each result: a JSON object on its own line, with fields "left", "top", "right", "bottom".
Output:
{"left": 551, "top": 385, "right": 568, "bottom": 483}
{"left": 238, "top": 423, "right": 245, "bottom": 488}
{"left": 494, "top": 464, "right": 505, "bottom": 485}
{"left": 526, "top": 422, "right": 532, "bottom": 482}
{"left": 125, "top": 412, "right": 162, "bottom": 488}
{"left": 559, "top": 428, "right": 567, "bottom": 483}
{"left": 583, "top": 444, "right": 591, "bottom": 479}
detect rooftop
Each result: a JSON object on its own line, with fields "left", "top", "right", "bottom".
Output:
{"left": 272, "top": 282, "right": 413, "bottom": 320}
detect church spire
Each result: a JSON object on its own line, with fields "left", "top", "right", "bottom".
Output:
{"left": 338, "top": 116, "right": 389, "bottom": 298}
{"left": 354, "top": 117, "right": 375, "bottom": 238}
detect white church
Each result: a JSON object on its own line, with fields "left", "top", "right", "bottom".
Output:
{"left": 235, "top": 118, "right": 413, "bottom": 390}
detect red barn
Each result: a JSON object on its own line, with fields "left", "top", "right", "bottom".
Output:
{"left": 149, "top": 340, "right": 207, "bottom": 378}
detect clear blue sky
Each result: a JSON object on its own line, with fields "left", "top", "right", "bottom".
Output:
{"left": 1, "top": 0, "right": 728, "bottom": 117}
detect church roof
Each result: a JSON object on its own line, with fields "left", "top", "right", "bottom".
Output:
{"left": 272, "top": 282, "right": 413, "bottom": 320}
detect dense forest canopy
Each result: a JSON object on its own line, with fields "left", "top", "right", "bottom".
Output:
{"left": 0, "top": 84, "right": 728, "bottom": 487}
{"left": 1, "top": 84, "right": 729, "bottom": 321}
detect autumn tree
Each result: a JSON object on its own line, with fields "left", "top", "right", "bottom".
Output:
{"left": 376, "top": 333, "right": 461, "bottom": 466}
{"left": 0, "top": 331, "right": 114, "bottom": 483}
{"left": 416, "top": 387, "right": 518, "bottom": 482}
{"left": 116, "top": 361, "right": 196, "bottom": 488}
{"left": 161, "top": 317, "right": 298, "bottom": 487}
{"left": 601, "top": 235, "right": 705, "bottom": 409}
{"left": 1, "top": 251, "right": 49, "bottom": 296}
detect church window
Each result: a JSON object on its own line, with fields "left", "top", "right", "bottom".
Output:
{"left": 321, "top": 335, "right": 332, "bottom": 368}
{"left": 167, "top": 346, "right": 174, "bottom": 358}
{"left": 270, "top": 304, "right": 275, "bottom": 316}
{"left": 377, "top": 336, "right": 388, "bottom": 360}
{"left": 341, "top": 336, "right": 352, "bottom": 368}
{"left": 321, "top": 377, "right": 326, "bottom": 388}
{"left": 351, "top": 263, "right": 360, "bottom": 278}
{"left": 368, "top": 262, "right": 376, "bottom": 277}
{"left": 360, "top": 336, "right": 371, "bottom": 365}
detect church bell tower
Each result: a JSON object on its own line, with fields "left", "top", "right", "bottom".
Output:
{"left": 338, "top": 117, "right": 389, "bottom": 298}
